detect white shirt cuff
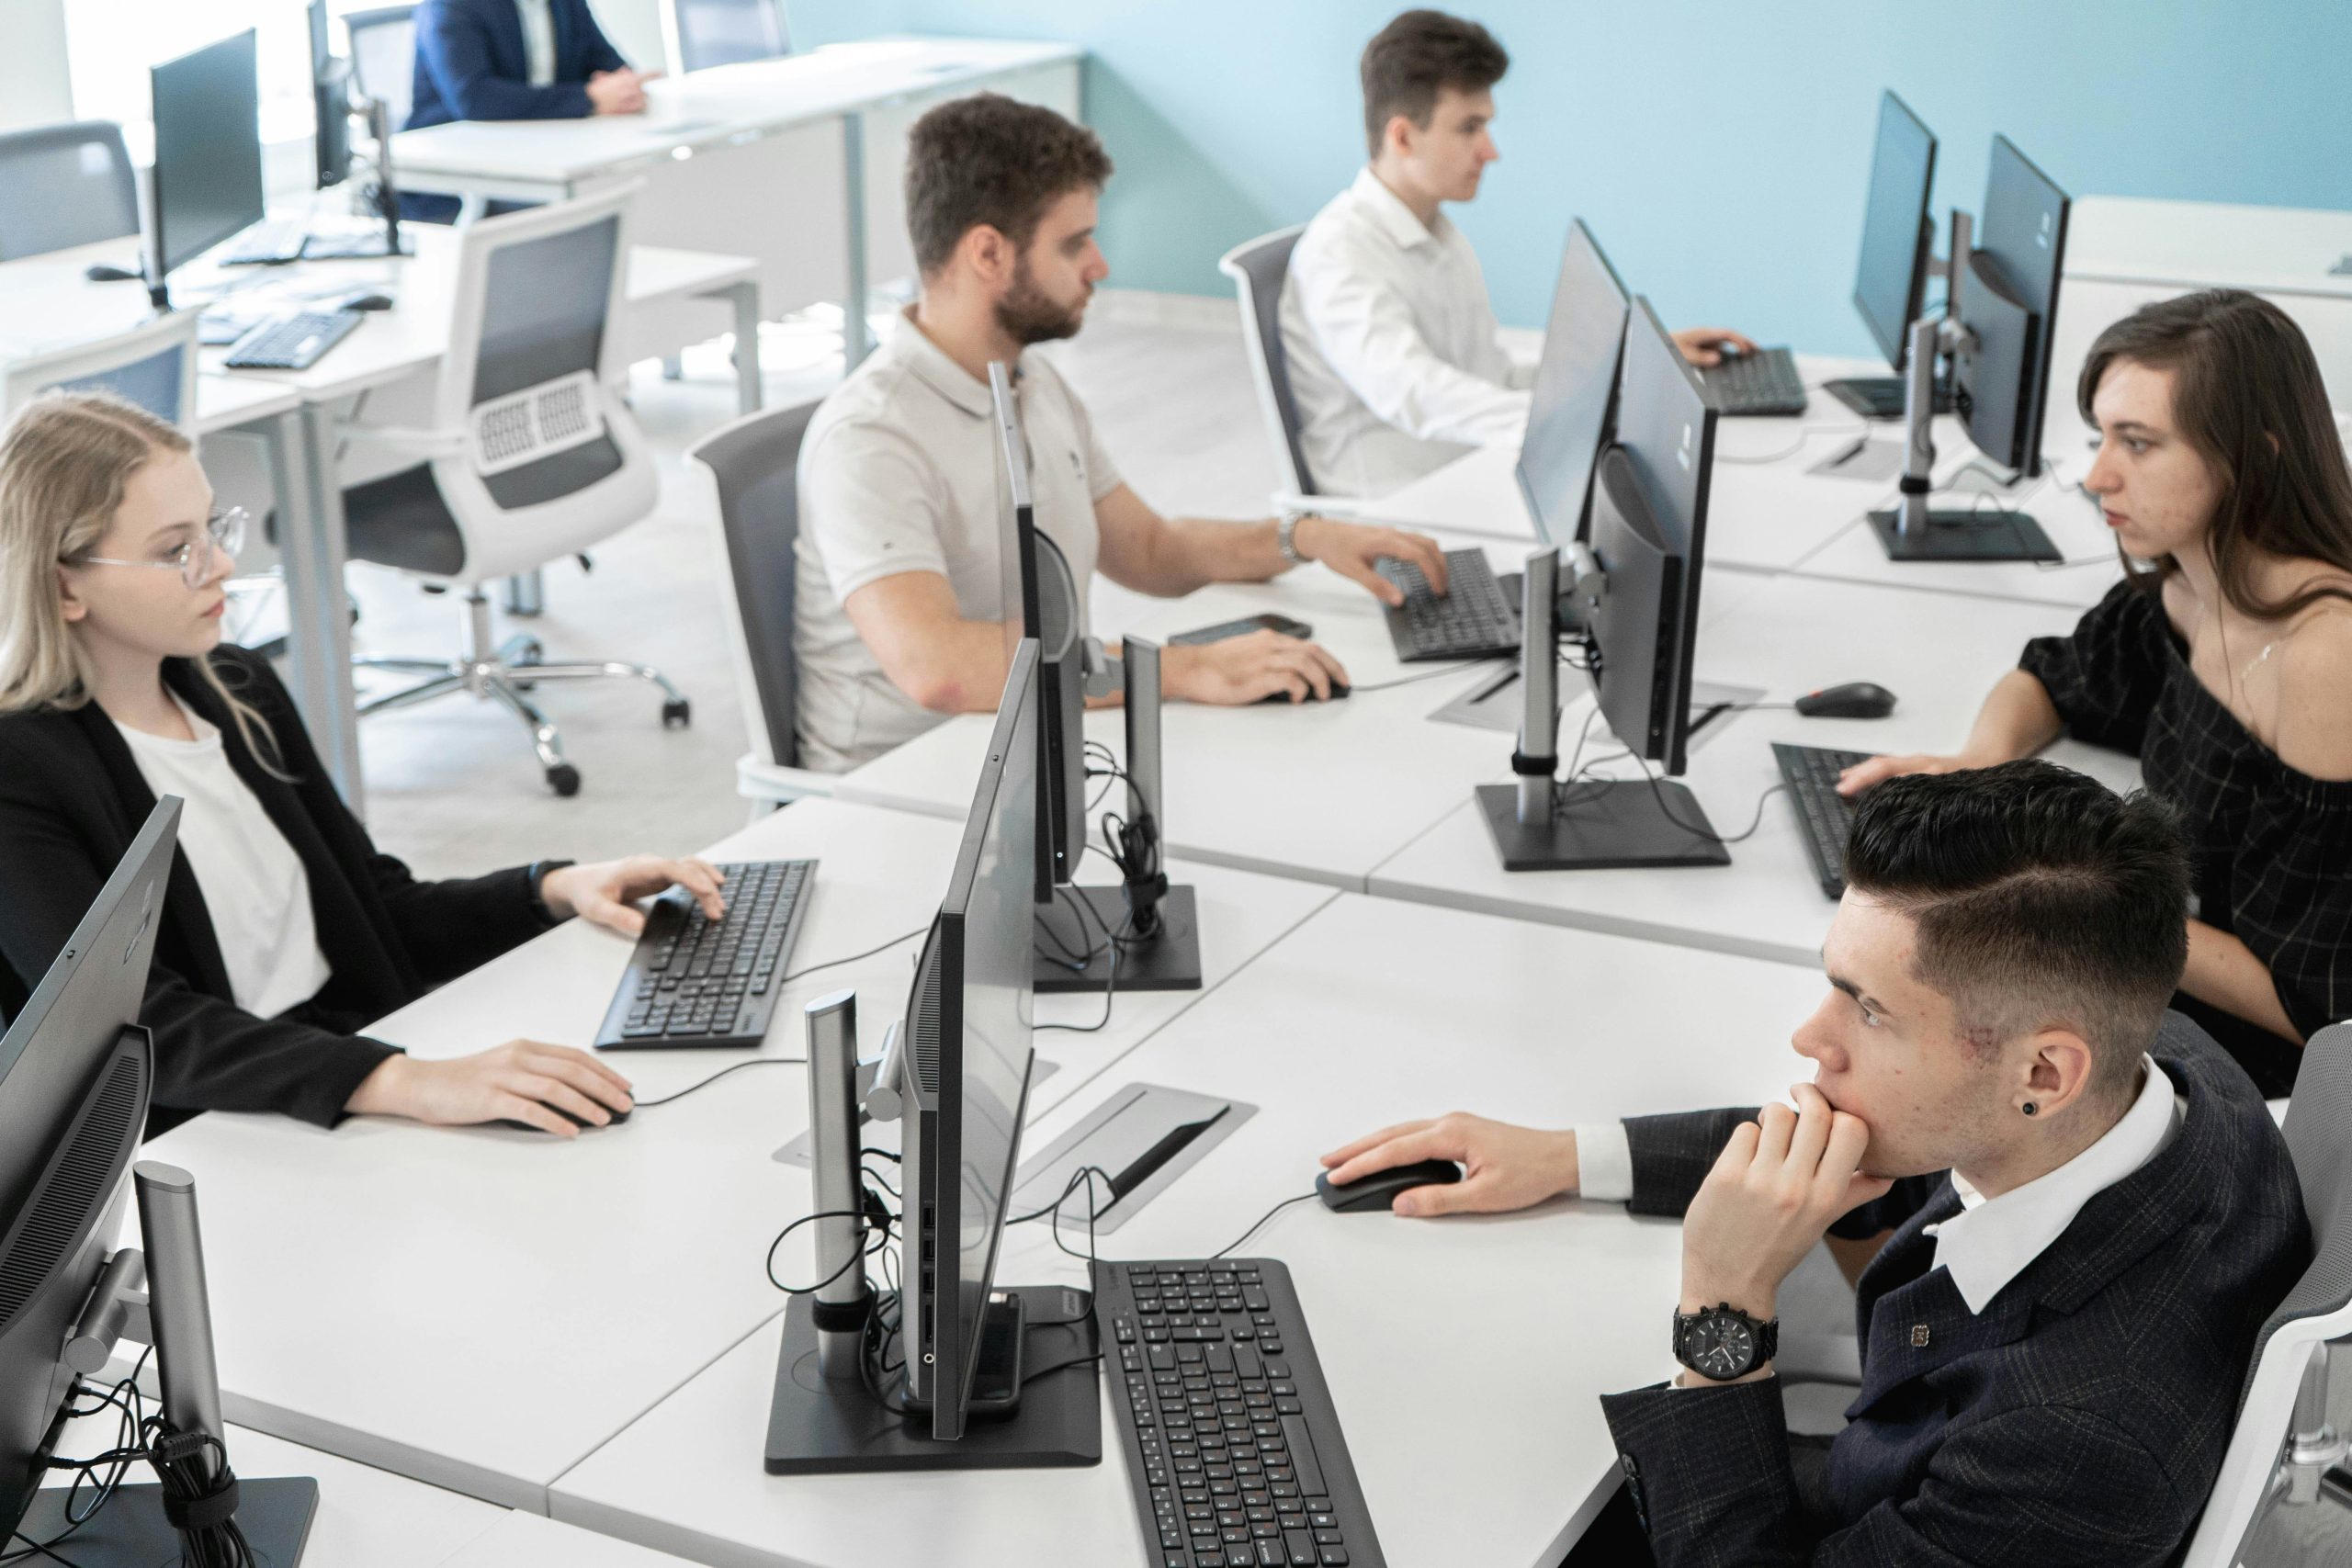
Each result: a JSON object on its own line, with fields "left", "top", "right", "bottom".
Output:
{"left": 1573, "top": 1122, "right": 1634, "bottom": 1202}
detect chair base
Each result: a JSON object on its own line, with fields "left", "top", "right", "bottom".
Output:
{"left": 356, "top": 585, "right": 687, "bottom": 795}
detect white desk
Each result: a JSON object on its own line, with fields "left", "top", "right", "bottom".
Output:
{"left": 1368, "top": 571, "right": 2142, "bottom": 965}
{"left": 393, "top": 37, "right": 1084, "bottom": 364}
{"left": 37, "top": 1416, "right": 701, "bottom": 1566}
{"left": 134, "top": 798, "right": 1329, "bottom": 1510}
{"left": 0, "top": 231, "right": 761, "bottom": 815}
{"left": 548, "top": 892, "right": 1823, "bottom": 1568}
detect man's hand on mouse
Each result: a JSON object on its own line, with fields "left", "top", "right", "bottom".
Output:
{"left": 1163, "top": 629, "right": 1349, "bottom": 706}
{"left": 1320, "top": 1112, "right": 1578, "bottom": 1216}
{"left": 1678, "top": 1085, "right": 1891, "bottom": 1323}
{"left": 1671, "top": 327, "right": 1759, "bottom": 368}
{"left": 343, "top": 1042, "right": 635, "bottom": 1137}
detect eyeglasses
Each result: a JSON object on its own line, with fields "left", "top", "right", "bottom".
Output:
{"left": 67, "top": 507, "right": 247, "bottom": 591}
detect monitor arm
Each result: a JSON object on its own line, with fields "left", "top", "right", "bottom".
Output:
{"left": 1890, "top": 208, "right": 1977, "bottom": 543}
{"left": 808, "top": 993, "right": 898, "bottom": 1378}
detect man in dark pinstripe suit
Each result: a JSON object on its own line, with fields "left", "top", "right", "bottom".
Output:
{"left": 1325, "top": 761, "right": 2310, "bottom": 1565}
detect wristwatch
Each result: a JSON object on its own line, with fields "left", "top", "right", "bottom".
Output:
{"left": 523, "top": 858, "right": 576, "bottom": 925}
{"left": 1275, "top": 513, "right": 1307, "bottom": 565}
{"left": 1672, "top": 1303, "right": 1778, "bottom": 1382}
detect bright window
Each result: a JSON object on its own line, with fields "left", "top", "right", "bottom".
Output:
{"left": 63, "top": 2, "right": 382, "bottom": 151}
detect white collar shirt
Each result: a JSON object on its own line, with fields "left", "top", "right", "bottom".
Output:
{"left": 1925, "top": 1055, "right": 2184, "bottom": 1313}
{"left": 1277, "top": 166, "right": 1532, "bottom": 497}
{"left": 514, "top": 0, "right": 558, "bottom": 86}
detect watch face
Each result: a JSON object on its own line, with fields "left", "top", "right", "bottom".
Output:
{"left": 1684, "top": 1314, "right": 1755, "bottom": 1378}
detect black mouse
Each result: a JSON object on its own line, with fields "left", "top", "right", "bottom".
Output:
{"left": 1795, "top": 682, "right": 1897, "bottom": 719}
{"left": 1258, "top": 681, "right": 1351, "bottom": 705}
{"left": 494, "top": 1103, "right": 632, "bottom": 1134}
{"left": 341, "top": 293, "right": 395, "bottom": 312}
{"left": 85, "top": 263, "right": 142, "bottom": 283}
{"left": 1315, "top": 1157, "right": 1462, "bottom": 1213}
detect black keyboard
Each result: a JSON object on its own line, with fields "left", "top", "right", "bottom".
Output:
{"left": 1377, "top": 547, "right": 1519, "bottom": 662}
{"left": 220, "top": 310, "right": 365, "bottom": 371}
{"left": 1097, "top": 1258, "right": 1383, "bottom": 1568}
{"left": 1823, "top": 373, "right": 1956, "bottom": 422}
{"left": 1701, "top": 345, "right": 1809, "bottom": 416}
{"left": 1772, "top": 743, "right": 1873, "bottom": 898}
{"left": 593, "top": 859, "right": 815, "bottom": 1048}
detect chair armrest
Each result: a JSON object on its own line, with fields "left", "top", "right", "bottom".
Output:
{"left": 335, "top": 423, "right": 469, "bottom": 461}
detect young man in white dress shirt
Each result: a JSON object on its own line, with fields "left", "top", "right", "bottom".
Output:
{"left": 792, "top": 95, "right": 1452, "bottom": 772}
{"left": 1281, "top": 10, "right": 1755, "bottom": 497}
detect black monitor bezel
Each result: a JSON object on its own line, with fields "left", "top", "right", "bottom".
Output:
{"left": 150, "top": 28, "right": 267, "bottom": 277}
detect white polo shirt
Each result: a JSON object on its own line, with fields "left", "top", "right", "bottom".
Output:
{"left": 792, "top": 310, "right": 1120, "bottom": 773}
{"left": 1280, "top": 166, "right": 1532, "bottom": 497}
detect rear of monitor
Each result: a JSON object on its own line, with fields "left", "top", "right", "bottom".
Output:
{"left": 672, "top": 0, "right": 792, "bottom": 73}
{"left": 1515, "top": 218, "right": 1633, "bottom": 550}
{"left": 1824, "top": 90, "right": 1945, "bottom": 418}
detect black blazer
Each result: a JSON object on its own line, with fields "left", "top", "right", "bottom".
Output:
{"left": 0, "top": 648, "right": 554, "bottom": 1132}
{"left": 407, "top": 0, "right": 630, "bottom": 130}
{"left": 1600, "top": 1011, "right": 2309, "bottom": 1567}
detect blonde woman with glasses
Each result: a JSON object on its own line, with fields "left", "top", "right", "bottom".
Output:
{"left": 0, "top": 392, "right": 723, "bottom": 1138}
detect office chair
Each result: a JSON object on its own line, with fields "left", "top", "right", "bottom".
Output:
{"left": 345, "top": 5, "right": 419, "bottom": 130}
{"left": 670, "top": 0, "right": 792, "bottom": 73}
{"left": 1218, "top": 226, "right": 1317, "bottom": 497}
{"left": 0, "top": 121, "right": 140, "bottom": 262}
{"left": 685, "top": 399, "right": 836, "bottom": 815}
{"left": 2179, "top": 1019, "right": 2352, "bottom": 1568}
{"left": 2, "top": 311, "right": 201, "bottom": 430}
{"left": 334, "top": 186, "right": 687, "bottom": 797}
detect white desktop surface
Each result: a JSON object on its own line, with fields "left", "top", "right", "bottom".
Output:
{"left": 832, "top": 530, "right": 1566, "bottom": 891}
{"left": 1369, "top": 571, "right": 2142, "bottom": 966}
{"left": 1782, "top": 465, "right": 2127, "bottom": 611}
{"left": 132, "top": 799, "right": 1329, "bottom": 1511}
{"left": 393, "top": 39, "right": 1081, "bottom": 187}
{"left": 548, "top": 892, "right": 1823, "bottom": 1568}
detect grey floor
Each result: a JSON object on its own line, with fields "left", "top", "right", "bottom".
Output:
{"left": 303, "top": 302, "right": 2351, "bottom": 1567}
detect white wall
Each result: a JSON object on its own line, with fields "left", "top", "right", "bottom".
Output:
{"left": 0, "top": 0, "right": 75, "bottom": 129}
{"left": 592, "top": 0, "right": 669, "bottom": 73}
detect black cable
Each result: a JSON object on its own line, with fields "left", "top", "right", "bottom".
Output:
{"left": 1212, "top": 1191, "right": 1320, "bottom": 1259}
{"left": 777, "top": 927, "right": 926, "bottom": 987}
{"left": 3, "top": 1348, "right": 153, "bottom": 1566}
{"left": 1020, "top": 1349, "right": 1105, "bottom": 1387}
{"left": 1347, "top": 658, "right": 1499, "bottom": 694}
{"left": 631, "top": 1055, "right": 806, "bottom": 1109}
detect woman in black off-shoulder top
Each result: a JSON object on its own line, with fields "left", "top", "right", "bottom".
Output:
{"left": 1840, "top": 290, "right": 2352, "bottom": 1097}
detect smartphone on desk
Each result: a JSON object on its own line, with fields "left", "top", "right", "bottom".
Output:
{"left": 1166, "top": 612, "right": 1313, "bottom": 646}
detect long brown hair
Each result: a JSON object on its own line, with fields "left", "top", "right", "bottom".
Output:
{"left": 0, "top": 392, "right": 290, "bottom": 775}
{"left": 2076, "top": 288, "right": 2352, "bottom": 622}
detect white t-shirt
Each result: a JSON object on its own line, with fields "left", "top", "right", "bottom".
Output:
{"left": 113, "top": 694, "right": 334, "bottom": 1020}
{"left": 514, "top": 0, "right": 558, "bottom": 86}
{"left": 792, "top": 310, "right": 1122, "bottom": 772}
{"left": 1280, "top": 166, "right": 1533, "bottom": 497}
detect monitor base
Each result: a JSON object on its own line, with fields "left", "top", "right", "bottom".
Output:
{"left": 301, "top": 228, "right": 415, "bottom": 260}
{"left": 1824, "top": 374, "right": 1954, "bottom": 421}
{"left": 1035, "top": 885, "right": 1203, "bottom": 992}
{"left": 1867, "top": 506, "right": 2061, "bottom": 562}
{"left": 763, "top": 1283, "right": 1102, "bottom": 1473}
{"left": 15, "top": 1475, "right": 317, "bottom": 1564}
{"left": 1476, "top": 780, "right": 1732, "bottom": 871}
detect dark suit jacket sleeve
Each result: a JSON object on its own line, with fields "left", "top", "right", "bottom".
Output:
{"left": 0, "top": 740, "right": 395, "bottom": 1129}
{"left": 1623, "top": 1108, "right": 1758, "bottom": 1217}
{"left": 1601, "top": 1379, "right": 2187, "bottom": 1567}
{"left": 416, "top": 0, "right": 595, "bottom": 119}
{"left": 571, "top": 0, "right": 628, "bottom": 74}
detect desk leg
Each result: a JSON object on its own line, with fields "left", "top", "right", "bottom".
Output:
{"left": 842, "top": 110, "right": 872, "bottom": 367}
{"left": 274, "top": 406, "right": 366, "bottom": 816}
{"left": 456, "top": 192, "right": 488, "bottom": 226}
{"left": 727, "top": 280, "right": 763, "bottom": 415}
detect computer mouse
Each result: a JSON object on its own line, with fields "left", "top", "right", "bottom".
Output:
{"left": 493, "top": 1103, "right": 632, "bottom": 1134}
{"left": 341, "top": 293, "right": 395, "bottom": 312}
{"left": 1795, "top": 682, "right": 1898, "bottom": 719}
{"left": 1314, "top": 1157, "right": 1462, "bottom": 1213}
{"left": 1257, "top": 681, "right": 1351, "bottom": 705}
{"left": 85, "top": 263, "right": 142, "bottom": 283}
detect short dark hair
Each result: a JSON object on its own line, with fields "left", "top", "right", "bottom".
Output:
{"left": 1843, "top": 761, "right": 2189, "bottom": 1107}
{"left": 1360, "top": 10, "right": 1509, "bottom": 159}
{"left": 904, "top": 94, "right": 1113, "bottom": 277}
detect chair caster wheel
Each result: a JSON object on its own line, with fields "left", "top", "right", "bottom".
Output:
{"left": 546, "top": 763, "right": 582, "bottom": 796}
{"left": 662, "top": 698, "right": 691, "bottom": 728}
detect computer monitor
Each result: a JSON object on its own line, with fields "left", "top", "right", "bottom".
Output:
{"left": 989, "top": 364, "right": 1086, "bottom": 896}
{"left": 899, "top": 642, "right": 1040, "bottom": 1441}
{"left": 150, "top": 30, "right": 266, "bottom": 280}
{"left": 1852, "top": 91, "right": 1938, "bottom": 373}
{"left": 311, "top": 0, "right": 353, "bottom": 189}
{"left": 1515, "top": 219, "right": 1632, "bottom": 549}
{"left": 1959, "top": 134, "right": 2070, "bottom": 479}
{"left": 0, "top": 799, "right": 175, "bottom": 1541}
{"left": 673, "top": 0, "right": 792, "bottom": 73}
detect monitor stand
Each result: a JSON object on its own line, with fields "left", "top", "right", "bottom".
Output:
{"left": 1035, "top": 884, "right": 1202, "bottom": 992}
{"left": 15, "top": 1476, "right": 317, "bottom": 1564}
{"left": 1476, "top": 778, "right": 1731, "bottom": 871}
{"left": 1824, "top": 373, "right": 1953, "bottom": 422}
{"left": 1867, "top": 504, "right": 2060, "bottom": 562}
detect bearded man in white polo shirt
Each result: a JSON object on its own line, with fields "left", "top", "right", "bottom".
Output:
{"left": 1282, "top": 10, "right": 1756, "bottom": 497}
{"left": 792, "top": 94, "right": 1450, "bottom": 773}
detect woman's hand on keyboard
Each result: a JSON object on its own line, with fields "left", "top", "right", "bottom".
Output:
{"left": 1834, "top": 753, "right": 1973, "bottom": 796}
{"left": 542, "top": 856, "right": 728, "bottom": 937}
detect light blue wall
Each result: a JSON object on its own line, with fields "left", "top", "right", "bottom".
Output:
{"left": 788, "top": 0, "right": 2352, "bottom": 360}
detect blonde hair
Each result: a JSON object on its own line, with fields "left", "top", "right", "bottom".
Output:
{"left": 0, "top": 392, "right": 289, "bottom": 775}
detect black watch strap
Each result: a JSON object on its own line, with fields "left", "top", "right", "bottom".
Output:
{"left": 1672, "top": 1303, "right": 1779, "bottom": 1380}
{"left": 524, "top": 859, "right": 576, "bottom": 924}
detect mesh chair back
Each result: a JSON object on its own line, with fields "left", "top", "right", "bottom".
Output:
{"left": 673, "top": 0, "right": 791, "bottom": 73}
{"left": 3, "top": 311, "right": 203, "bottom": 432}
{"left": 0, "top": 122, "right": 140, "bottom": 262}
{"left": 1218, "top": 227, "right": 1315, "bottom": 495}
{"left": 689, "top": 400, "right": 819, "bottom": 769}
{"left": 345, "top": 6, "right": 418, "bottom": 130}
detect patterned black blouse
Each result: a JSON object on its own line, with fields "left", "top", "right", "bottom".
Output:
{"left": 2020, "top": 580, "right": 2352, "bottom": 1090}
